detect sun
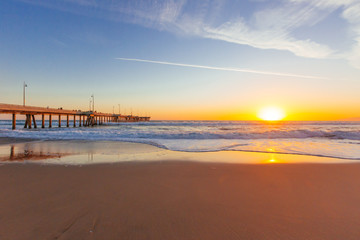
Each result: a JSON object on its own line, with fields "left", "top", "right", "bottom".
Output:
{"left": 258, "top": 106, "right": 286, "bottom": 121}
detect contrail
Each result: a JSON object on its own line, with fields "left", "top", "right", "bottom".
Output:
{"left": 115, "top": 57, "right": 327, "bottom": 80}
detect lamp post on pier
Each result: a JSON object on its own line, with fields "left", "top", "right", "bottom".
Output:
{"left": 23, "top": 82, "right": 27, "bottom": 106}
{"left": 91, "top": 94, "right": 94, "bottom": 112}
{"left": 118, "top": 104, "right": 121, "bottom": 115}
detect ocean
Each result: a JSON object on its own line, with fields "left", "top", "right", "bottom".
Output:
{"left": 1, "top": 120, "right": 359, "bottom": 160}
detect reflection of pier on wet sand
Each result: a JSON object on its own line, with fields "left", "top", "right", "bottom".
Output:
{"left": 0, "top": 141, "right": 165, "bottom": 164}
{"left": 0, "top": 103, "right": 150, "bottom": 129}
{"left": 0, "top": 144, "right": 70, "bottom": 162}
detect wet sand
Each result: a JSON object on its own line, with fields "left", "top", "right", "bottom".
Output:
{"left": 0, "top": 137, "right": 37, "bottom": 145}
{"left": 1, "top": 159, "right": 360, "bottom": 239}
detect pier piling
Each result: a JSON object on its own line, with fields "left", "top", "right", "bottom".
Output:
{"left": 32, "top": 115, "right": 37, "bottom": 128}
{"left": 12, "top": 114, "right": 16, "bottom": 130}
{"left": 42, "top": 114, "right": 45, "bottom": 128}
{"left": 27, "top": 114, "right": 32, "bottom": 129}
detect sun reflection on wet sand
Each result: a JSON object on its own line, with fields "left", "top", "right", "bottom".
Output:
{"left": 262, "top": 154, "right": 284, "bottom": 164}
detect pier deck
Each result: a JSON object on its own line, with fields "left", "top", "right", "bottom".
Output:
{"left": 0, "top": 103, "right": 150, "bottom": 129}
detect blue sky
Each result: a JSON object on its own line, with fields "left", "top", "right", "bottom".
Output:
{"left": 1, "top": 0, "right": 360, "bottom": 120}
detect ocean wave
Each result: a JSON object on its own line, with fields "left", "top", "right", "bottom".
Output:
{"left": 1, "top": 120, "right": 360, "bottom": 160}
{"left": 1, "top": 125, "right": 360, "bottom": 141}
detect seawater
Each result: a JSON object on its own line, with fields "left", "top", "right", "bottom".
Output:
{"left": 0, "top": 120, "right": 359, "bottom": 160}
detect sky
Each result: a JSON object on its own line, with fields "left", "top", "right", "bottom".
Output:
{"left": 1, "top": 0, "right": 360, "bottom": 120}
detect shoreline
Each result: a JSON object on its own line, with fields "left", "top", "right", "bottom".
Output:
{"left": 0, "top": 138, "right": 357, "bottom": 165}
{"left": 0, "top": 140, "right": 357, "bottom": 165}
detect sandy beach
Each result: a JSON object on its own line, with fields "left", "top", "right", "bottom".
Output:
{"left": 0, "top": 141, "right": 359, "bottom": 239}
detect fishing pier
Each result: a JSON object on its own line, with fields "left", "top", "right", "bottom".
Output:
{"left": 0, "top": 103, "right": 150, "bottom": 130}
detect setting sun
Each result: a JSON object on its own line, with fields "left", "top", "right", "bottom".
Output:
{"left": 258, "top": 107, "right": 286, "bottom": 121}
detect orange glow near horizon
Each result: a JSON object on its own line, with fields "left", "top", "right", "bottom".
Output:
{"left": 1, "top": 101, "right": 359, "bottom": 121}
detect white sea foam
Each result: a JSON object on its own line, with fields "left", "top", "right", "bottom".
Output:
{"left": 1, "top": 120, "right": 359, "bottom": 160}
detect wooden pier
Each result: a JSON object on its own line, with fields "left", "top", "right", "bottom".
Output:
{"left": 0, "top": 103, "right": 150, "bottom": 130}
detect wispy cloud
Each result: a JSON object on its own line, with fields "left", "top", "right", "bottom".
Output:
{"left": 115, "top": 57, "right": 327, "bottom": 80}
{"left": 342, "top": 2, "right": 360, "bottom": 69}
{"left": 49, "top": 37, "right": 67, "bottom": 47}
{"left": 202, "top": 19, "right": 333, "bottom": 59}
{"left": 288, "top": 0, "right": 360, "bottom": 68}
{"left": 19, "top": 0, "right": 360, "bottom": 69}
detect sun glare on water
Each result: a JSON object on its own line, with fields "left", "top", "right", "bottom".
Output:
{"left": 258, "top": 107, "right": 286, "bottom": 121}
